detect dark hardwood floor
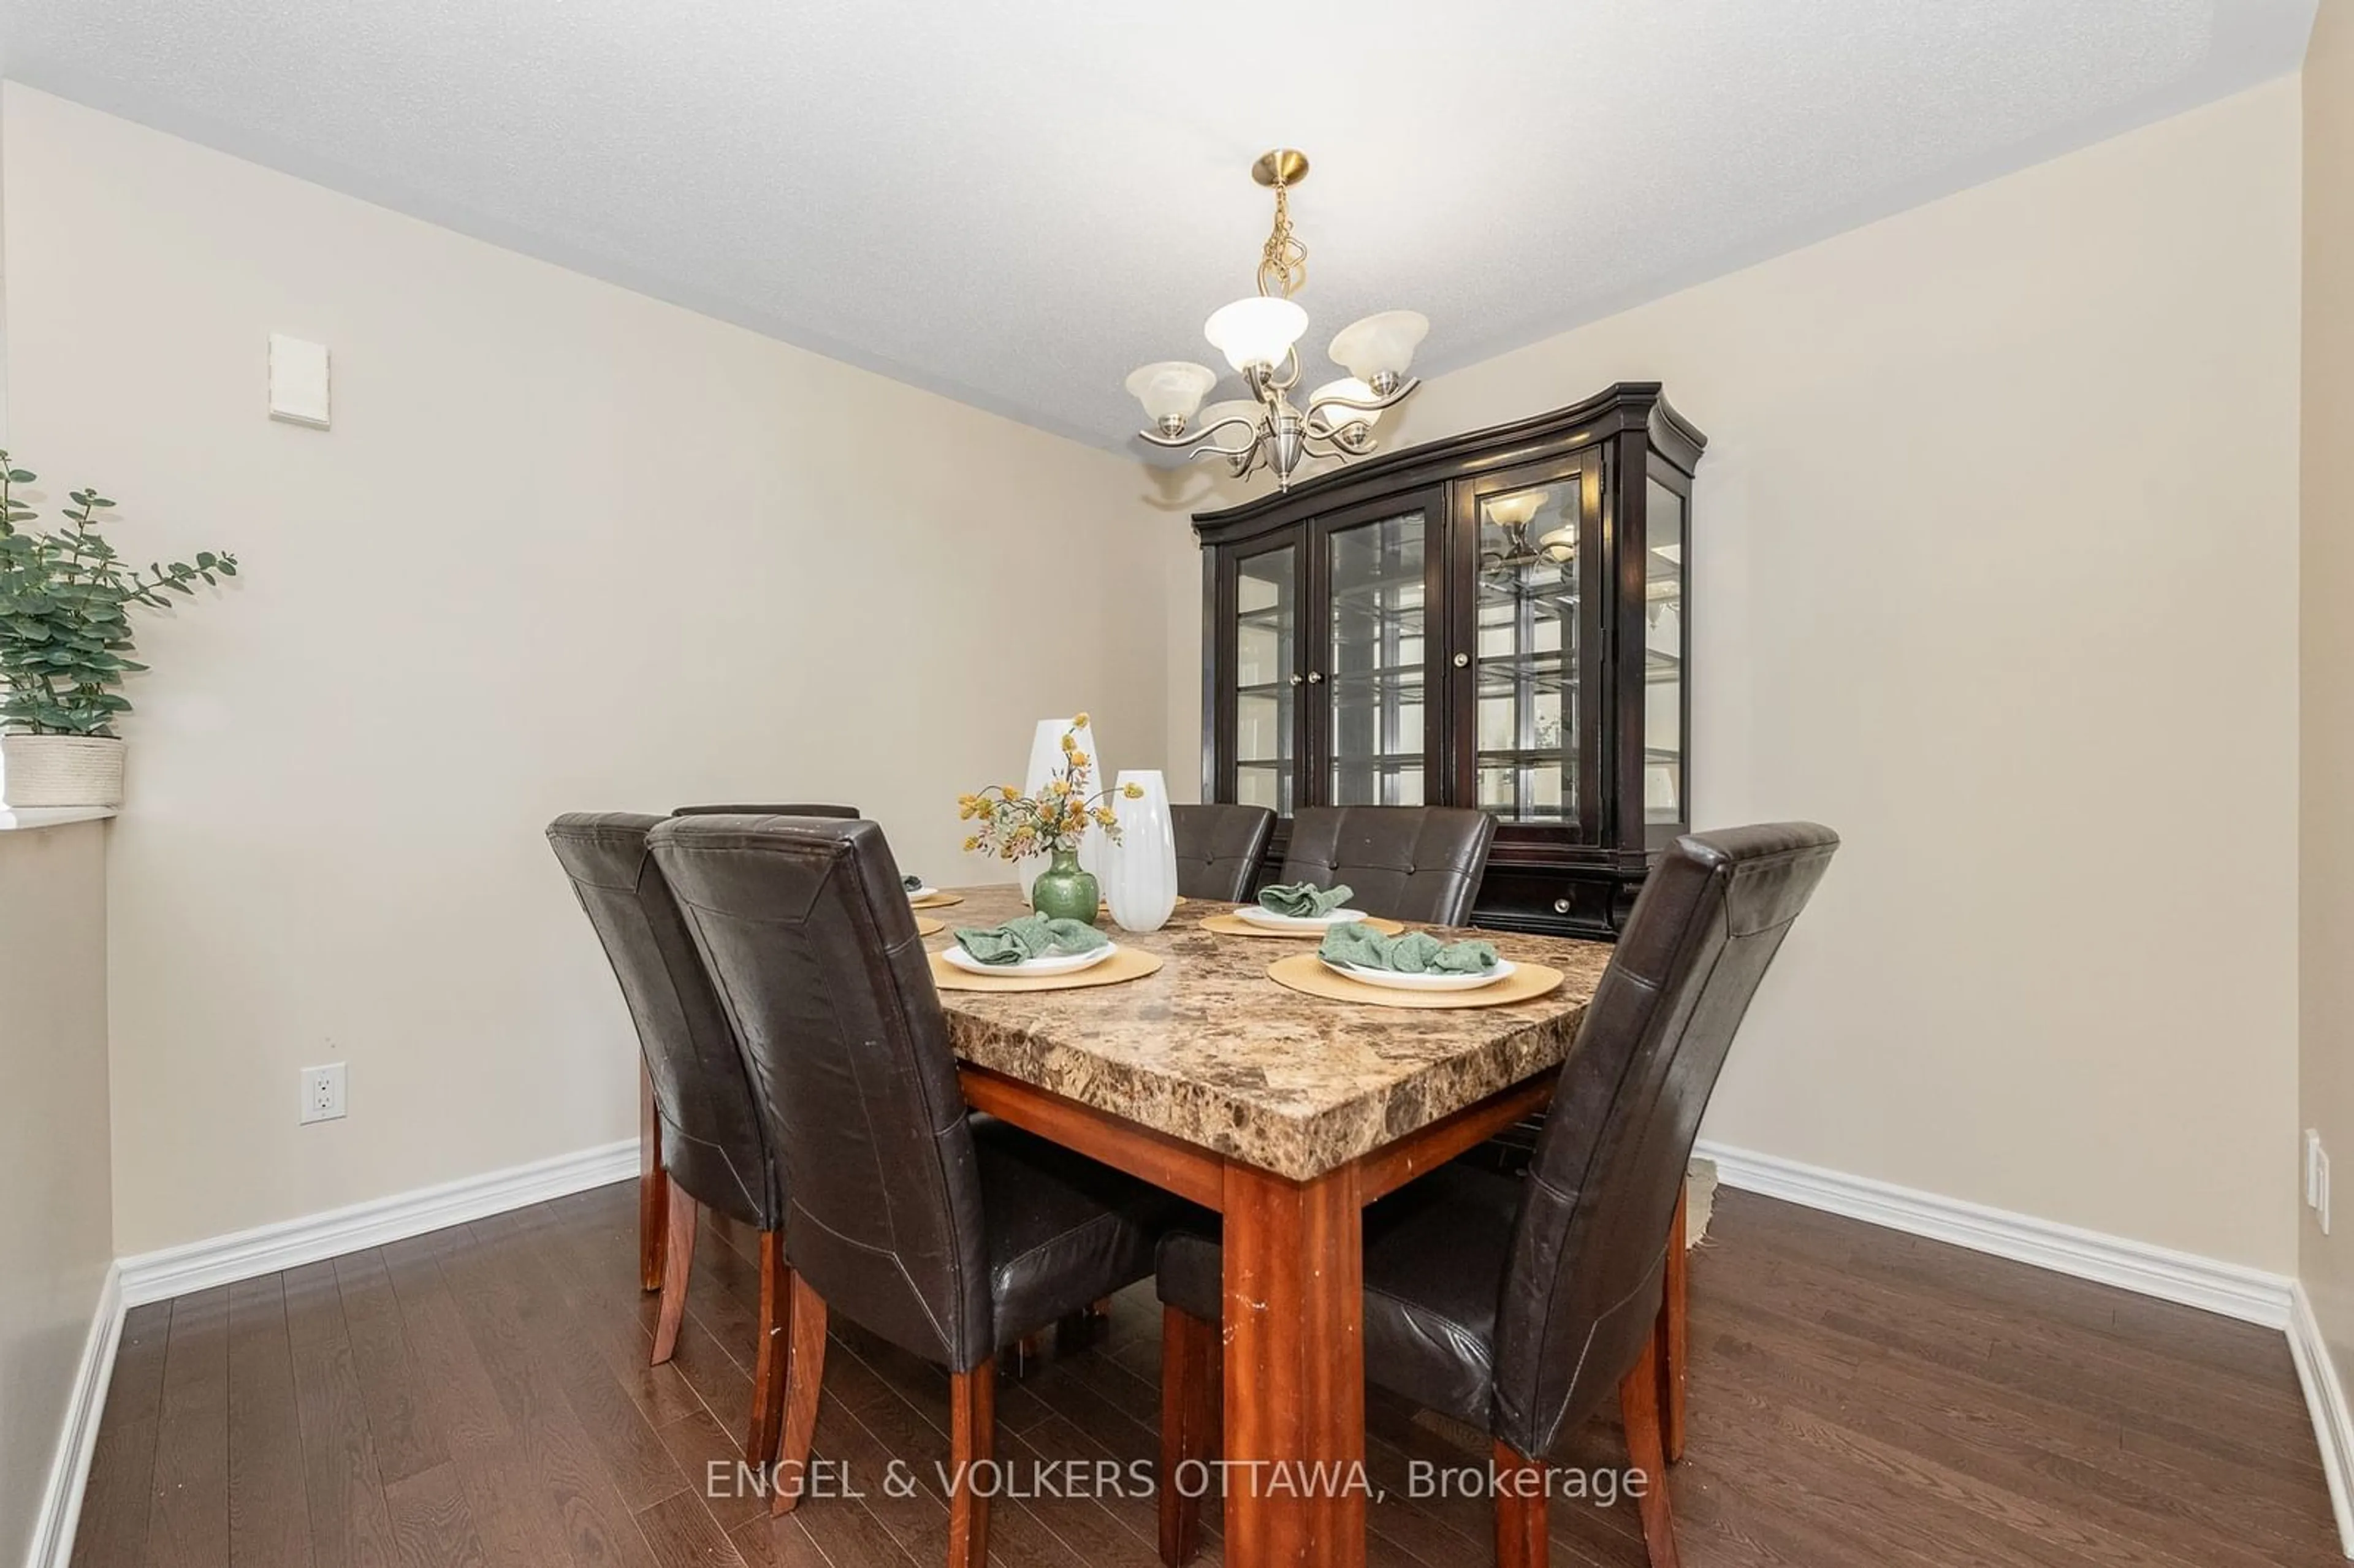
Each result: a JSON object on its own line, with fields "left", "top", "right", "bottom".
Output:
{"left": 71, "top": 1183, "right": 2344, "bottom": 1567}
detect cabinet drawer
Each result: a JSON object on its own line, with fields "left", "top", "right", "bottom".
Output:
{"left": 1472, "top": 866, "right": 1626, "bottom": 940}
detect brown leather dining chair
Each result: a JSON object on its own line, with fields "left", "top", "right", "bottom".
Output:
{"left": 1171, "top": 802, "right": 1275, "bottom": 902}
{"left": 671, "top": 801, "right": 860, "bottom": 818}
{"left": 649, "top": 815, "right": 1197, "bottom": 1566}
{"left": 1279, "top": 804, "right": 1497, "bottom": 926}
{"left": 545, "top": 813, "right": 794, "bottom": 1467}
{"left": 1155, "top": 822, "right": 1839, "bottom": 1568}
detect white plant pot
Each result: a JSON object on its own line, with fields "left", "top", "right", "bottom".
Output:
{"left": 1, "top": 734, "right": 127, "bottom": 809}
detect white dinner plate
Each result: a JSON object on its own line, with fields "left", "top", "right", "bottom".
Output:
{"left": 1319, "top": 957, "right": 1517, "bottom": 992}
{"left": 941, "top": 942, "right": 1119, "bottom": 978}
{"left": 905, "top": 885, "right": 940, "bottom": 901}
{"left": 1235, "top": 904, "right": 1368, "bottom": 932}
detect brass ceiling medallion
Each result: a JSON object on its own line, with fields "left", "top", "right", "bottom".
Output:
{"left": 1249, "top": 147, "right": 1310, "bottom": 188}
{"left": 1122, "top": 148, "right": 1428, "bottom": 492}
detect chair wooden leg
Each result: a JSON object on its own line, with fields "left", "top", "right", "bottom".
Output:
{"left": 947, "top": 1361, "right": 997, "bottom": 1568}
{"left": 771, "top": 1272, "right": 828, "bottom": 1517}
{"left": 1618, "top": 1326, "right": 1682, "bottom": 1568}
{"left": 1159, "top": 1306, "right": 1217, "bottom": 1567}
{"left": 639, "top": 1068, "right": 666, "bottom": 1293}
{"left": 1661, "top": 1182, "right": 1689, "bottom": 1464}
{"left": 1089, "top": 1296, "right": 1114, "bottom": 1319}
{"left": 650, "top": 1184, "right": 698, "bottom": 1365}
{"left": 1492, "top": 1441, "right": 1548, "bottom": 1568}
{"left": 746, "top": 1233, "right": 789, "bottom": 1467}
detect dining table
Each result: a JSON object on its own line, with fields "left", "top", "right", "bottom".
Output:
{"left": 923, "top": 885, "right": 1616, "bottom": 1568}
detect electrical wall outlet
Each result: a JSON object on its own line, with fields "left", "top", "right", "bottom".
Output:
{"left": 300, "top": 1062, "right": 348, "bottom": 1125}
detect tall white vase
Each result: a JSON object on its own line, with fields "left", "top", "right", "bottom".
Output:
{"left": 1103, "top": 770, "right": 1178, "bottom": 934}
{"left": 1017, "top": 716, "right": 1106, "bottom": 903}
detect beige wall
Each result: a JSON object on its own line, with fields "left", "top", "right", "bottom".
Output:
{"left": 1164, "top": 80, "right": 2306, "bottom": 1270}
{"left": 0, "top": 821, "right": 113, "bottom": 1565}
{"left": 2305, "top": 0, "right": 2354, "bottom": 1373}
{"left": 1, "top": 86, "right": 1173, "bottom": 1255}
{"left": 0, "top": 70, "right": 2313, "bottom": 1276}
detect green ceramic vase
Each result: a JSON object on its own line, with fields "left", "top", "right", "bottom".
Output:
{"left": 1030, "top": 848, "right": 1100, "bottom": 926}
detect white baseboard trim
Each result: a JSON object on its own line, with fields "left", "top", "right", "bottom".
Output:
{"left": 1693, "top": 1140, "right": 2295, "bottom": 1329}
{"left": 116, "top": 1137, "right": 639, "bottom": 1309}
{"left": 23, "top": 1262, "right": 124, "bottom": 1568}
{"left": 2289, "top": 1282, "right": 2354, "bottom": 1557}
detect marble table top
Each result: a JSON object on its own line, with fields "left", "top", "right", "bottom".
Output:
{"left": 928, "top": 885, "right": 1615, "bottom": 1182}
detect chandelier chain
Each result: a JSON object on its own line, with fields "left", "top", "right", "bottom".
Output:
{"left": 1256, "top": 172, "right": 1308, "bottom": 299}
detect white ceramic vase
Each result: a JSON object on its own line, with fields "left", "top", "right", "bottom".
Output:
{"left": 1016, "top": 716, "right": 1105, "bottom": 904}
{"left": 1, "top": 734, "right": 126, "bottom": 808}
{"left": 1103, "top": 770, "right": 1178, "bottom": 934}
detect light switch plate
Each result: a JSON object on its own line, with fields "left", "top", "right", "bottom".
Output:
{"left": 269, "top": 333, "right": 331, "bottom": 429}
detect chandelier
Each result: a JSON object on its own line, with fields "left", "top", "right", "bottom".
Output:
{"left": 1124, "top": 148, "right": 1428, "bottom": 492}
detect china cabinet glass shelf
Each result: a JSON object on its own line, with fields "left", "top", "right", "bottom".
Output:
{"left": 1195, "top": 383, "right": 1703, "bottom": 937}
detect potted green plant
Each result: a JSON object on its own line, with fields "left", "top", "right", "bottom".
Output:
{"left": 958, "top": 715, "right": 1142, "bottom": 924}
{"left": 0, "top": 453, "right": 239, "bottom": 808}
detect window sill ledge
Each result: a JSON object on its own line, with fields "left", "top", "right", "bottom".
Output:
{"left": 0, "top": 806, "right": 118, "bottom": 832}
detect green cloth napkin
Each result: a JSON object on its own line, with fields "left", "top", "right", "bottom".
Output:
{"left": 1257, "top": 881, "right": 1355, "bottom": 918}
{"left": 1319, "top": 923, "right": 1499, "bottom": 974}
{"left": 953, "top": 914, "right": 1110, "bottom": 966}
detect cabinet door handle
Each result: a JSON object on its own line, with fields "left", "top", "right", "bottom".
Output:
{"left": 1289, "top": 674, "right": 1305, "bottom": 687}
{"left": 1307, "top": 671, "right": 1324, "bottom": 685}
{"left": 1453, "top": 653, "right": 1470, "bottom": 668}
{"left": 1553, "top": 898, "right": 1572, "bottom": 915}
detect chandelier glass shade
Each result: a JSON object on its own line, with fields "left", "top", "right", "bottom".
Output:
{"left": 1125, "top": 148, "right": 1428, "bottom": 490}
{"left": 1124, "top": 362, "right": 1221, "bottom": 433}
{"left": 1203, "top": 297, "right": 1311, "bottom": 374}
{"left": 1327, "top": 311, "right": 1430, "bottom": 392}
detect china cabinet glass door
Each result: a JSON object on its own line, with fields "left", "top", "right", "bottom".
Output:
{"left": 1461, "top": 463, "right": 1600, "bottom": 834}
{"left": 1319, "top": 501, "right": 1439, "bottom": 808}
{"left": 1643, "top": 474, "right": 1689, "bottom": 838}
{"left": 1228, "top": 541, "right": 1300, "bottom": 815}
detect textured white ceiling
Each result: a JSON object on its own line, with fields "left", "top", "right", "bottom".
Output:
{"left": 0, "top": 1, "right": 2319, "bottom": 451}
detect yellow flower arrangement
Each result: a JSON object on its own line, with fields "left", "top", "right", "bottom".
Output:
{"left": 960, "top": 716, "right": 1144, "bottom": 862}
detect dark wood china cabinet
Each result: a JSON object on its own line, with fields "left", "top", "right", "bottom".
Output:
{"left": 1194, "top": 383, "right": 1704, "bottom": 938}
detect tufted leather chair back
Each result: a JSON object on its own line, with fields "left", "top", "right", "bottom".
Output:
{"left": 546, "top": 813, "right": 779, "bottom": 1230}
{"left": 1171, "top": 804, "right": 1276, "bottom": 902}
{"left": 672, "top": 802, "right": 860, "bottom": 818}
{"left": 1279, "top": 805, "right": 1497, "bottom": 926}
{"left": 648, "top": 815, "right": 995, "bottom": 1371}
{"left": 1491, "top": 822, "right": 1838, "bottom": 1458}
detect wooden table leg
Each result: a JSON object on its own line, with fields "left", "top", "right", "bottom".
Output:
{"left": 1221, "top": 1161, "right": 1365, "bottom": 1568}
{"left": 639, "top": 1063, "right": 667, "bottom": 1293}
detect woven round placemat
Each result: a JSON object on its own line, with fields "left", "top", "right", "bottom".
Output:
{"left": 931, "top": 947, "right": 1165, "bottom": 993}
{"left": 915, "top": 915, "right": 946, "bottom": 937}
{"left": 1265, "top": 951, "right": 1564, "bottom": 1010}
{"left": 910, "top": 891, "right": 964, "bottom": 910}
{"left": 1199, "top": 911, "right": 1406, "bottom": 939}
